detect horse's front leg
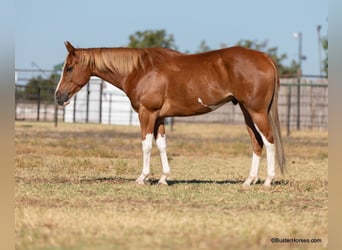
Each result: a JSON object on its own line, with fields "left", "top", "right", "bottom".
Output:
{"left": 155, "top": 121, "right": 170, "bottom": 185}
{"left": 136, "top": 107, "right": 158, "bottom": 185}
{"left": 136, "top": 132, "right": 153, "bottom": 185}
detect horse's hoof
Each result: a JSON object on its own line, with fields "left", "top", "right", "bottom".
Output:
{"left": 135, "top": 180, "right": 145, "bottom": 185}
{"left": 242, "top": 182, "right": 250, "bottom": 189}
{"left": 158, "top": 180, "right": 169, "bottom": 186}
{"left": 136, "top": 174, "right": 148, "bottom": 185}
{"left": 252, "top": 177, "right": 259, "bottom": 185}
{"left": 263, "top": 183, "right": 271, "bottom": 188}
{"left": 264, "top": 176, "right": 273, "bottom": 187}
{"left": 243, "top": 176, "right": 257, "bottom": 188}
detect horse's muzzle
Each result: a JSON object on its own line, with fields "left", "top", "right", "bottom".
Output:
{"left": 55, "top": 91, "right": 70, "bottom": 106}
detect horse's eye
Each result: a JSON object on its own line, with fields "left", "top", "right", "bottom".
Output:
{"left": 66, "top": 66, "right": 73, "bottom": 72}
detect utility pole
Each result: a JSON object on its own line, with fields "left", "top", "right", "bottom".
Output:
{"left": 31, "top": 61, "right": 49, "bottom": 78}
{"left": 293, "top": 32, "right": 303, "bottom": 130}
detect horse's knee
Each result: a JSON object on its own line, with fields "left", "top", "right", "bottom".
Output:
{"left": 253, "top": 121, "right": 274, "bottom": 144}
{"left": 156, "top": 134, "right": 167, "bottom": 152}
{"left": 142, "top": 133, "right": 153, "bottom": 153}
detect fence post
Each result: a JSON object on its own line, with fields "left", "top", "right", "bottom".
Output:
{"left": 296, "top": 81, "right": 301, "bottom": 130}
{"left": 170, "top": 117, "right": 175, "bottom": 132}
{"left": 63, "top": 106, "right": 65, "bottom": 122}
{"left": 36, "top": 86, "right": 41, "bottom": 121}
{"left": 15, "top": 86, "right": 18, "bottom": 121}
{"left": 129, "top": 108, "right": 133, "bottom": 126}
{"left": 54, "top": 104, "right": 58, "bottom": 127}
{"left": 109, "top": 93, "right": 112, "bottom": 124}
{"left": 286, "top": 84, "right": 292, "bottom": 136}
{"left": 86, "top": 83, "right": 90, "bottom": 123}
{"left": 73, "top": 95, "right": 77, "bottom": 123}
{"left": 99, "top": 80, "right": 103, "bottom": 124}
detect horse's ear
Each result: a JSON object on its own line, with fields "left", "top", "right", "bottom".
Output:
{"left": 64, "top": 41, "right": 75, "bottom": 54}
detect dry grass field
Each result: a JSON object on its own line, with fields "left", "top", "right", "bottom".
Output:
{"left": 15, "top": 121, "right": 328, "bottom": 250}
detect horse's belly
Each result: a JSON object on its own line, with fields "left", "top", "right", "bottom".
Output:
{"left": 159, "top": 95, "right": 229, "bottom": 117}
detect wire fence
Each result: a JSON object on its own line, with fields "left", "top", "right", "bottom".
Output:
{"left": 176, "top": 81, "right": 328, "bottom": 134}
{"left": 15, "top": 70, "right": 328, "bottom": 134}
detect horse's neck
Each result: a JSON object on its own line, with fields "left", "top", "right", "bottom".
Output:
{"left": 92, "top": 68, "right": 125, "bottom": 91}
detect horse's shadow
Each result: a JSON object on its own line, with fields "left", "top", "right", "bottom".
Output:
{"left": 80, "top": 177, "right": 289, "bottom": 186}
{"left": 153, "top": 179, "right": 289, "bottom": 186}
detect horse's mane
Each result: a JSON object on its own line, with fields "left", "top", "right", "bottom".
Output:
{"left": 79, "top": 47, "right": 181, "bottom": 75}
{"left": 78, "top": 48, "right": 143, "bottom": 75}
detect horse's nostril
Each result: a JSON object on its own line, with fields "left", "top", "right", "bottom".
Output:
{"left": 55, "top": 91, "right": 67, "bottom": 105}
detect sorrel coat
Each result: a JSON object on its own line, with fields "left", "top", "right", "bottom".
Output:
{"left": 55, "top": 41, "right": 285, "bottom": 186}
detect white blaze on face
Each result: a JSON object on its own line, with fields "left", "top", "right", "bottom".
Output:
{"left": 55, "top": 59, "right": 74, "bottom": 106}
{"left": 55, "top": 60, "right": 67, "bottom": 95}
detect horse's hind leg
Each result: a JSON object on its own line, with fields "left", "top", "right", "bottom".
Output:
{"left": 253, "top": 121, "right": 275, "bottom": 187}
{"left": 240, "top": 102, "right": 276, "bottom": 187}
{"left": 251, "top": 113, "right": 275, "bottom": 187}
{"left": 240, "top": 104, "right": 263, "bottom": 187}
{"left": 243, "top": 126, "right": 263, "bottom": 186}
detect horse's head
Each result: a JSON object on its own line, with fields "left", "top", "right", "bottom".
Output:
{"left": 55, "top": 41, "right": 91, "bottom": 106}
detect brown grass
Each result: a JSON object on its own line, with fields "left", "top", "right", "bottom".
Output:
{"left": 15, "top": 122, "right": 328, "bottom": 250}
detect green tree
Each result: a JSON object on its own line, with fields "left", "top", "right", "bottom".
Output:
{"left": 127, "top": 29, "right": 178, "bottom": 49}
{"left": 54, "top": 62, "right": 64, "bottom": 71}
{"left": 24, "top": 73, "right": 59, "bottom": 103}
{"left": 236, "top": 39, "right": 299, "bottom": 77}
{"left": 196, "top": 40, "right": 211, "bottom": 53}
{"left": 322, "top": 36, "right": 328, "bottom": 75}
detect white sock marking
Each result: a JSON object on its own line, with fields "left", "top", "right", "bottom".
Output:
{"left": 254, "top": 124, "right": 275, "bottom": 186}
{"left": 250, "top": 152, "right": 261, "bottom": 178}
{"left": 136, "top": 133, "right": 153, "bottom": 184}
{"left": 156, "top": 134, "right": 170, "bottom": 175}
{"left": 156, "top": 134, "right": 170, "bottom": 185}
{"left": 243, "top": 152, "right": 261, "bottom": 186}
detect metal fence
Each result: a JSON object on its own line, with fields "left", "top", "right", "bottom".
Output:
{"left": 15, "top": 69, "right": 328, "bottom": 134}
{"left": 176, "top": 81, "right": 328, "bottom": 134}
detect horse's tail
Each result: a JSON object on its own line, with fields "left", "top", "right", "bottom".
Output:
{"left": 268, "top": 59, "right": 286, "bottom": 175}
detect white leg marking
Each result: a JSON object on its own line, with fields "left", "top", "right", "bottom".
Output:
{"left": 243, "top": 152, "right": 261, "bottom": 187}
{"left": 254, "top": 124, "right": 275, "bottom": 187}
{"left": 136, "top": 133, "right": 153, "bottom": 185}
{"left": 156, "top": 134, "right": 170, "bottom": 185}
{"left": 263, "top": 140, "right": 275, "bottom": 187}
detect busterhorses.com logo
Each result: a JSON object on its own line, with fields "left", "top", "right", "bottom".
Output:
{"left": 271, "top": 237, "right": 322, "bottom": 244}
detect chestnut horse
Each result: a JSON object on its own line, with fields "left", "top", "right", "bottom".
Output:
{"left": 55, "top": 41, "right": 285, "bottom": 187}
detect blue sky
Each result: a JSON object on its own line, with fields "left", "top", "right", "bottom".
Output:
{"left": 15, "top": 0, "right": 328, "bottom": 75}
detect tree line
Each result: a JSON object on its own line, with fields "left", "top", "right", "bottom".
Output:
{"left": 19, "top": 29, "right": 328, "bottom": 103}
